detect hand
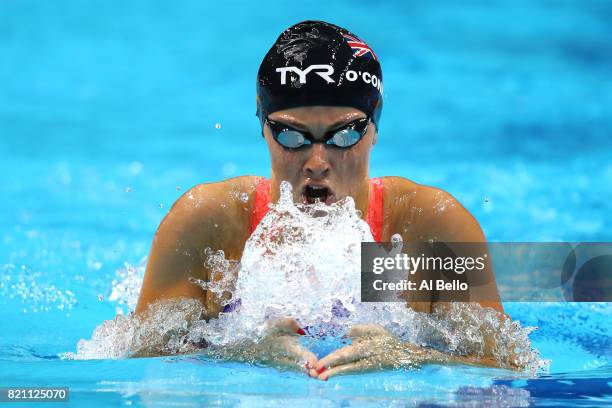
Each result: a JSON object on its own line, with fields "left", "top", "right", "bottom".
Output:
{"left": 203, "top": 317, "right": 320, "bottom": 377}
{"left": 314, "top": 324, "right": 440, "bottom": 380}
{"left": 248, "top": 318, "right": 320, "bottom": 378}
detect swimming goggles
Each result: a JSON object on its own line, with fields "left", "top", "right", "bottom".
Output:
{"left": 265, "top": 117, "right": 370, "bottom": 150}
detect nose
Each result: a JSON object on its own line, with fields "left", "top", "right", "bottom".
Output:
{"left": 302, "top": 144, "right": 330, "bottom": 179}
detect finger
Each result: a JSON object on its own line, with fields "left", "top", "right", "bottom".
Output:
{"left": 347, "top": 324, "right": 389, "bottom": 339}
{"left": 314, "top": 343, "right": 373, "bottom": 372}
{"left": 294, "top": 348, "right": 319, "bottom": 375}
{"left": 265, "top": 318, "right": 304, "bottom": 335}
{"left": 401, "top": 343, "right": 452, "bottom": 366}
{"left": 303, "top": 360, "right": 319, "bottom": 379}
{"left": 265, "top": 343, "right": 319, "bottom": 377}
{"left": 318, "top": 357, "right": 379, "bottom": 380}
{"left": 272, "top": 336, "right": 319, "bottom": 371}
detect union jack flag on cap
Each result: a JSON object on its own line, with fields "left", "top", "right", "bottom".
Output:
{"left": 342, "top": 33, "right": 378, "bottom": 61}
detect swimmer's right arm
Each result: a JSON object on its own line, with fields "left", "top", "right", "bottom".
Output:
{"left": 135, "top": 177, "right": 253, "bottom": 316}
{"left": 134, "top": 177, "right": 322, "bottom": 368}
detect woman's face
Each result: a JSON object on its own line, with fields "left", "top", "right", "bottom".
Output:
{"left": 264, "top": 106, "right": 377, "bottom": 206}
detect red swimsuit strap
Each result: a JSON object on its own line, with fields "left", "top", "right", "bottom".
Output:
{"left": 366, "top": 177, "right": 384, "bottom": 242}
{"left": 248, "top": 177, "right": 384, "bottom": 242}
{"left": 249, "top": 177, "right": 271, "bottom": 236}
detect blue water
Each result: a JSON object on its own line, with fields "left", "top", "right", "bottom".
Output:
{"left": 1, "top": 0, "right": 611, "bottom": 406}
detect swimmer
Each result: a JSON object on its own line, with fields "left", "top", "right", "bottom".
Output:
{"left": 136, "top": 21, "right": 507, "bottom": 378}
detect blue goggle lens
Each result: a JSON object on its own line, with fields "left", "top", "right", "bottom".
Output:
{"left": 266, "top": 118, "right": 369, "bottom": 149}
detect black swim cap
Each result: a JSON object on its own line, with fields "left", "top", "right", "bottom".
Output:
{"left": 257, "top": 20, "right": 383, "bottom": 126}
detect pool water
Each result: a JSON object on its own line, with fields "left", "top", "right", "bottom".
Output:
{"left": 1, "top": 0, "right": 611, "bottom": 406}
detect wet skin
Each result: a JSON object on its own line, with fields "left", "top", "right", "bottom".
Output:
{"left": 136, "top": 106, "right": 506, "bottom": 378}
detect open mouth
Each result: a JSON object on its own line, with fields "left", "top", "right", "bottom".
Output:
{"left": 302, "top": 184, "right": 336, "bottom": 205}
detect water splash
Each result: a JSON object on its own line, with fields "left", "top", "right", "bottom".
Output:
{"left": 70, "top": 298, "right": 205, "bottom": 359}
{"left": 72, "top": 181, "right": 547, "bottom": 372}
{"left": 108, "top": 258, "right": 146, "bottom": 314}
{"left": 1, "top": 263, "right": 76, "bottom": 314}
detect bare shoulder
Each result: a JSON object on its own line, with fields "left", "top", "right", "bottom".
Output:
{"left": 380, "top": 176, "right": 484, "bottom": 242}
{"left": 381, "top": 176, "right": 455, "bottom": 206}
{"left": 156, "top": 175, "right": 262, "bottom": 251}
{"left": 380, "top": 176, "right": 456, "bottom": 221}
{"left": 171, "top": 175, "right": 261, "bottom": 216}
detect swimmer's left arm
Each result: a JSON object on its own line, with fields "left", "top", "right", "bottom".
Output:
{"left": 405, "top": 186, "right": 521, "bottom": 369}
{"left": 313, "top": 324, "right": 504, "bottom": 380}
{"left": 414, "top": 187, "right": 520, "bottom": 365}
{"left": 414, "top": 186, "right": 504, "bottom": 313}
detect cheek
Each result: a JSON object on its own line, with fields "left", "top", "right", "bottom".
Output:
{"left": 268, "top": 142, "right": 302, "bottom": 178}
{"left": 336, "top": 143, "right": 371, "bottom": 177}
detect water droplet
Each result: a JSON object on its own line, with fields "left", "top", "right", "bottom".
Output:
{"left": 240, "top": 193, "right": 249, "bottom": 202}
{"left": 98, "top": 294, "right": 104, "bottom": 301}
{"left": 159, "top": 203, "right": 164, "bottom": 209}
{"left": 483, "top": 197, "right": 493, "bottom": 213}
{"left": 125, "top": 187, "right": 132, "bottom": 193}
{"left": 215, "top": 123, "right": 222, "bottom": 129}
